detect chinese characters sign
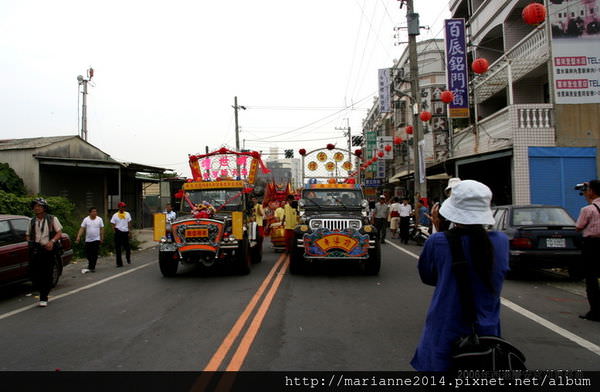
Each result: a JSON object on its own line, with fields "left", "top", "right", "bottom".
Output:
{"left": 549, "top": 0, "right": 600, "bottom": 104}
{"left": 444, "top": 19, "right": 470, "bottom": 118}
{"left": 190, "top": 154, "right": 256, "bottom": 182}
{"left": 378, "top": 68, "right": 392, "bottom": 113}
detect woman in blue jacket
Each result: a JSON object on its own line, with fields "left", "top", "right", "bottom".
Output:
{"left": 411, "top": 180, "right": 510, "bottom": 371}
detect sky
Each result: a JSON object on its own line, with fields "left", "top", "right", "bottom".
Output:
{"left": 0, "top": 0, "right": 450, "bottom": 177}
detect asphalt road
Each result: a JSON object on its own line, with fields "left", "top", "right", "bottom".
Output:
{"left": 0, "top": 239, "right": 598, "bottom": 372}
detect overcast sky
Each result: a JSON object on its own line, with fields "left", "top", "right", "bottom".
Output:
{"left": 0, "top": 0, "right": 450, "bottom": 177}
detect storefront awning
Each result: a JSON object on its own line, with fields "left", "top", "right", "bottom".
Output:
{"left": 426, "top": 173, "right": 451, "bottom": 180}
{"left": 389, "top": 170, "right": 413, "bottom": 183}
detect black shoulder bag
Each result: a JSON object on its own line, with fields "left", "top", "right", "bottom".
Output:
{"left": 445, "top": 230, "right": 527, "bottom": 371}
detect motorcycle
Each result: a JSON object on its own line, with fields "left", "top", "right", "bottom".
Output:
{"left": 409, "top": 217, "right": 430, "bottom": 246}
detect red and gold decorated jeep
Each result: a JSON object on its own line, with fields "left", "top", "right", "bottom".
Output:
{"left": 153, "top": 148, "right": 269, "bottom": 276}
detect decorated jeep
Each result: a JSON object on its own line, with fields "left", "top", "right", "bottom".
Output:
{"left": 153, "top": 148, "right": 270, "bottom": 277}
{"left": 289, "top": 146, "right": 380, "bottom": 275}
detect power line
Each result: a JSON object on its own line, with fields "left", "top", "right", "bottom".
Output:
{"left": 249, "top": 93, "right": 374, "bottom": 141}
{"left": 245, "top": 135, "right": 346, "bottom": 143}
{"left": 344, "top": 0, "right": 367, "bottom": 102}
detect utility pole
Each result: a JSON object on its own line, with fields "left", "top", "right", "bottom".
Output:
{"left": 405, "top": 0, "right": 427, "bottom": 199}
{"left": 77, "top": 67, "right": 94, "bottom": 141}
{"left": 335, "top": 118, "right": 352, "bottom": 153}
{"left": 232, "top": 96, "right": 246, "bottom": 151}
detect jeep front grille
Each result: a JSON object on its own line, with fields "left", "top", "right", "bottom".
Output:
{"left": 318, "top": 219, "right": 361, "bottom": 231}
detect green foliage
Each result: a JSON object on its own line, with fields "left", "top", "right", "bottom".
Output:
{"left": 0, "top": 163, "right": 26, "bottom": 196}
{"left": 0, "top": 190, "right": 139, "bottom": 260}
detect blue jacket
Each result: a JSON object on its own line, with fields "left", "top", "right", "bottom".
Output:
{"left": 410, "top": 231, "right": 509, "bottom": 371}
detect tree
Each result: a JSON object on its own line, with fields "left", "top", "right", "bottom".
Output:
{"left": 0, "top": 163, "right": 26, "bottom": 195}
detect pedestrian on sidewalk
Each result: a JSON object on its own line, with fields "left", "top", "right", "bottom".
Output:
{"left": 411, "top": 180, "right": 509, "bottom": 371}
{"left": 25, "top": 198, "right": 63, "bottom": 307}
{"left": 76, "top": 207, "right": 104, "bottom": 273}
{"left": 575, "top": 179, "right": 600, "bottom": 322}
{"left": 374, "top": 195, "right": 389, "bottom": 244}
{"left": 398, "top": 198, "right": 412, "bottom": 244}
{"left": 111, "top": 202, "right": 132, "bottom": 267}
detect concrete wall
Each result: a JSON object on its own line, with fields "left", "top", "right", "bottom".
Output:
{"left": 1, "top": 149, "right": 40, "bottom": 194}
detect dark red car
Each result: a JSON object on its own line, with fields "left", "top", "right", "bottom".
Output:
{"left": 0, "top": 215, "right": 73, "bottom": 287}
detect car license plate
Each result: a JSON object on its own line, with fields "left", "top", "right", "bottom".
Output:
{"left": 546, "top": 238, "right": 566, "bottom": 248}
{"left": 186, "top": 228, "right": 208, "bottom": 238}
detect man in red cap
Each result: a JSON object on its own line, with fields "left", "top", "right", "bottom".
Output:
{"left": 110, "top": 202, "right": 132, "bottom": 267}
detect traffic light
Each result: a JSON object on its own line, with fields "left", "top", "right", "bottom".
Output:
{"left": 284, "top": 149, "right": 294, "bottom": 158}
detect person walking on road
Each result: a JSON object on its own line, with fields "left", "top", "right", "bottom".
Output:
{"left": 388, "top": 197, "right": 402, "bottom": 239}
{"left": 398, "top": 198, "right": 412, "bottom": 244}
{"left": 282, "top": 195, "right": 298, "bottom": 254}
{"left": 374, "top": 195, "right": 389, "bottom": 244}
{"left": 25, "top": 198, "right": 64, "bottom": 307}
{"left": 251, "top": 196, "right": 265, "bottom": 253}
{"left": 76, "top": 207, "right": 104, "bottom": 273}
{"left": 411, "top": 180, "right": 509, "bottom": 371}
{"left": 575, "top": 179, "right": 600, "bottom": 322}
{"left": 111, "top": 202, "right": 132, "bottom": 267}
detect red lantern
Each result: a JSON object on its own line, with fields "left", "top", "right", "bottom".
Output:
{"left": 298, "top": 148, "right": 306, "bottom": 156}
{"left": 420, "top": 111, "right": 432, "bottom": 122}
{"left": 472, "top": 58, "right": 489, "bottom": 74}
{"left": 440, "top": 90, "right": 454, "bottom": 104}
{"left": 406, "top": 125, "right": 414, "bottom": 135}
{"left": 384, "top": 144, "right": 392, "bottom": 152}
{"left": 377, "top": 151, "right": 385, "bottom": 158}
{"left": 394, "top": 136, "right": 403, "bottom": 145}
{"left": 522, "top": 3, "right": 546, "bottom": 26}
{"left": 326, "top": 143, "right": 335, "bottom": 150}
{"left": 347, "top": 178, "right": 355, "bottom": 184}
{"left": 372, "top": 156, "right": 378, "bottom": 162}
{"left": 354, "top": 149, "right": 362, "bottom": 156}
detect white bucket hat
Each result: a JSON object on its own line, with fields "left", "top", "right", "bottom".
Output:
{"left": 439, "top": 180, "right": 495, "bottom": 225}
{"left": 445, "top": 177, "right": 461, "bottom": 193}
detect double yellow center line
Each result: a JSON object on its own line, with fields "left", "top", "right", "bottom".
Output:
{"left": 204, "top": 253, "right": 289, "bottom": 371}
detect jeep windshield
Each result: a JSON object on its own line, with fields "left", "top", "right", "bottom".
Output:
{"left": 182, "top": 188, "right": 243, "bottom": 212}
{"left": 301, "top": 189, "right": 363, "bottom": 210}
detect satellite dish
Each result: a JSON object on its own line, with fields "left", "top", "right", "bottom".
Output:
{"left": 77, "top": 75, "right": 84, "bottom": 82}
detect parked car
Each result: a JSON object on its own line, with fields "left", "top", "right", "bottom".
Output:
{"left": 0, "top": 215, "right": 73, "bottom": 287}
{"left": 491, "top": 205, "right": 583, "bottom": 279}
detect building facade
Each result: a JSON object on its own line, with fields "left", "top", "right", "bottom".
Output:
{"left": 361, "top": 1, "right": 599, "bottom": 217}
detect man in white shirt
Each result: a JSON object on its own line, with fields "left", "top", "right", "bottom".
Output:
{"left": 76, "top": 207, "right": 104, "bottom": 273}
{"left": 388, "top": 197, "right": 402, "bottom": 239}
{"left": 398, "top": 198, "right": 413, "bottom": 244}
{"left": 110, "top": 202, "right": 132, "bottom": 267}
{"left": 374, "top": 195, "right": 390, "bottom": 244}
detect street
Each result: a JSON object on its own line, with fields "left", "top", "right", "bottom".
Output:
{"left": 0, "top": 239, "right": 598, "bottom": 372}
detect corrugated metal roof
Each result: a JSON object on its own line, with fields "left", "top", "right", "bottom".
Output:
{"left": 0, "top": 135, "right": 76, "bottom": 150}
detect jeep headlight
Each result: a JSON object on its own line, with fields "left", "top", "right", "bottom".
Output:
{"left": 349, "top": 220, "right": 362, "bottom": 230}
{"left": 361, "top": 199, "right": 369, "bottom": 209}
{"left": 309, "top": 219, "right": 323, "bottom": 230}
{"left": 298, "top": 199, "right": 305, "bottom": 208}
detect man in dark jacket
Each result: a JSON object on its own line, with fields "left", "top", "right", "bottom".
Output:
{"left": 25, "top": 198, "right": 63, "bottom": 307}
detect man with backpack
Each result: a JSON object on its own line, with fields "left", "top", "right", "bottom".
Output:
{"left": 25, "top": 198, "right": 63, "bottom": 307}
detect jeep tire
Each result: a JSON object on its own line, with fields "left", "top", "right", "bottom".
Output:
{"left": 159, "top": 251, "right": 178, "bottom": 277}
{"left": 235, "top": 239, "right": 252, "bottom": 275}
{"left": 364, "top": 241, "right": 381, "bottom": 275}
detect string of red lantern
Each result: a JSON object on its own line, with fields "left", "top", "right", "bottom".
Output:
{"left": 420, "top": 111, "right": 432, "bottom": 122}
{"left": 472, "top": 58, "right": 489, "bottom": 74}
